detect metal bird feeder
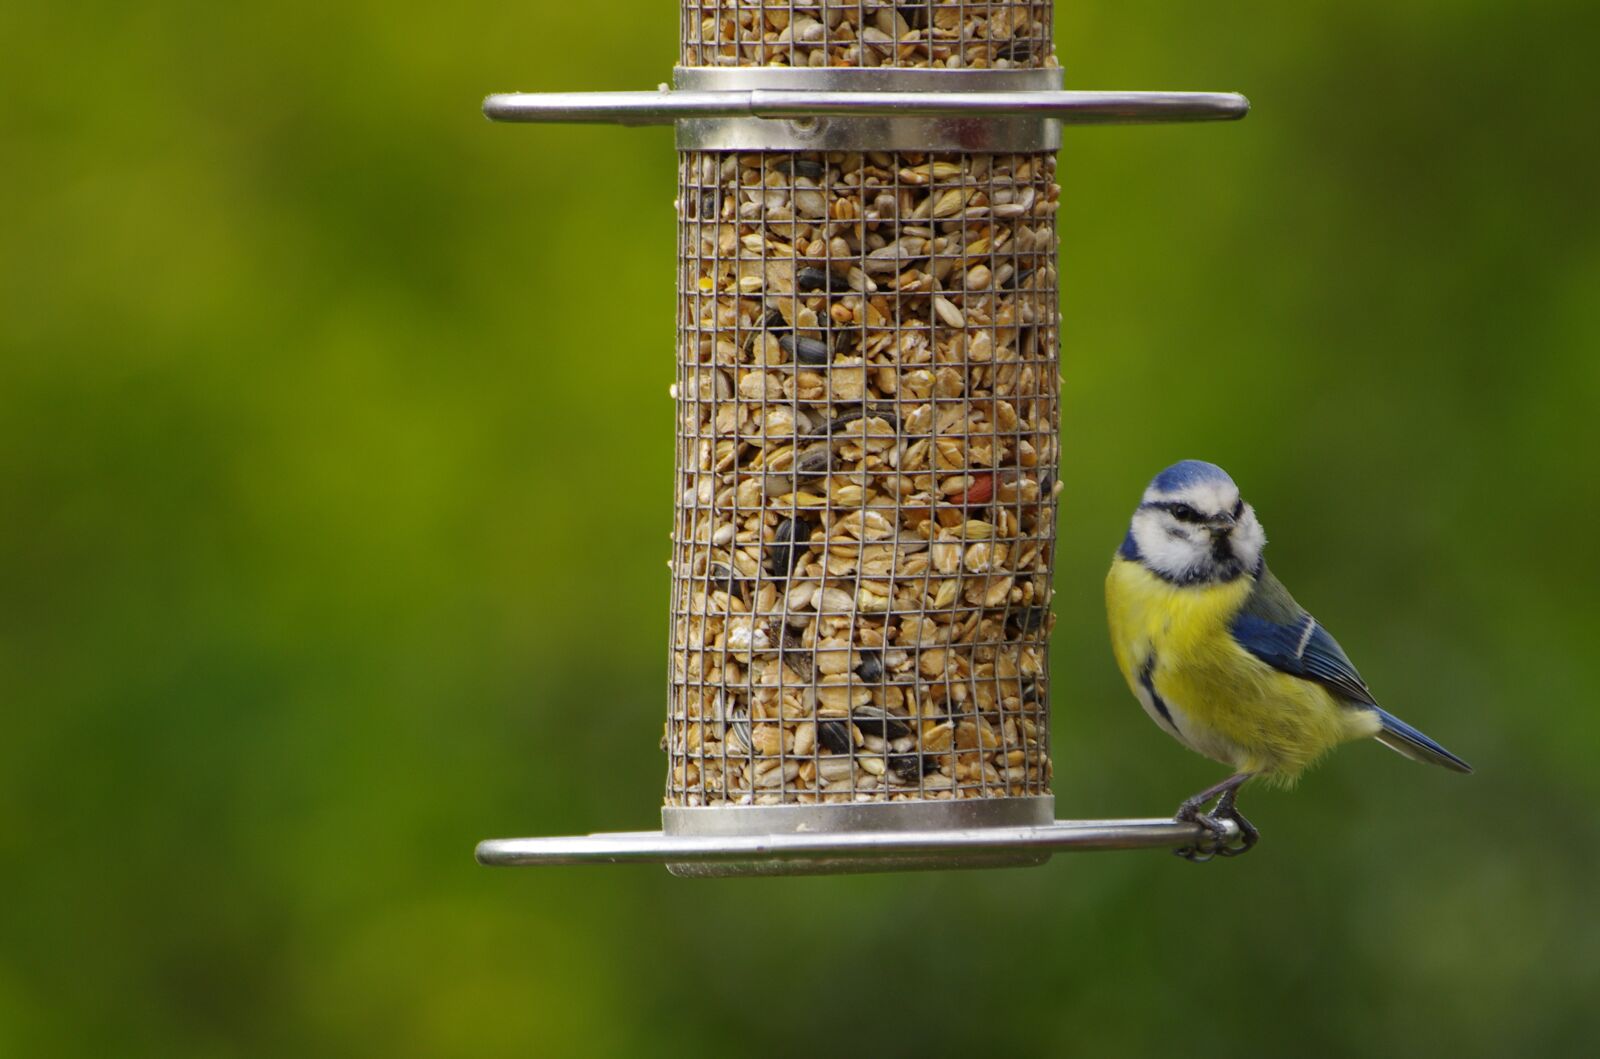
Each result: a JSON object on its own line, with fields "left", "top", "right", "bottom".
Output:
{"left": 477, "top": 1, "right": 1248, "bottom": 876}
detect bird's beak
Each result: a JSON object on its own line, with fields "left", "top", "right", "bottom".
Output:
{"left": 1208, "top": 514, "right": 1237, "bottom": 533}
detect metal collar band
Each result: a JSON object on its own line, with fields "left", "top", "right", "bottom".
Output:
{"left": 675, "top": 67, "right": 1066, "bottom": 151}
{"left": 674, "top": 66, "right": 1066, "bottom": 92}
{"left": 659, "top": 797, "right": 1055, "bottom": 874}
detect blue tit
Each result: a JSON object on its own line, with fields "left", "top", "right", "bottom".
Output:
{"left": 1106, "top": 460, "right": 1470, "bottom": 860}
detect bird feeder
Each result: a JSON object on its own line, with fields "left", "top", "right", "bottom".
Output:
{"left": 477, "top": 1, "right": 1248, "bottom": 875}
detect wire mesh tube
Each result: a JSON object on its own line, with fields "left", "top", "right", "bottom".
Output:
{"left": 668, "top": 140, "right": 1061, "bottom": 807}
{"left": 682, "top": 1, "right": 1056, "bottom": 70}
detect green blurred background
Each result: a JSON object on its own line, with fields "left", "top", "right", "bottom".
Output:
{"left": 4, "top": 2, "right": 1598, "bottom": 1055}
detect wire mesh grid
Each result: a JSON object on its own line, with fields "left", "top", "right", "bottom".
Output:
{"left": 667, "top": 147, "right": 1061, "bottom": 807}
{"left": 681, "top": 1, "right": 1056, "bottom": 70}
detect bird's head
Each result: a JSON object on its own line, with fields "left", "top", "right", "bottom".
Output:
{"left": 1121, "top": 460, "right": 1266, "bottom": 584}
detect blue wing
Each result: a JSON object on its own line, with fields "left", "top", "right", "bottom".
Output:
{"left": 1231, "top": 566, "right": 1472, "bottom": 772}
{"left": 1228, "top": 567, "right": 1376, "bottom": 706}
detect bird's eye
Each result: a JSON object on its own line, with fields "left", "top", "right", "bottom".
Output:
{"left": 1232, "top": 498, "right": 1245, "bottom": 518}
{"left": 1168, "top": 503, "right": 1202, "bottom": 523}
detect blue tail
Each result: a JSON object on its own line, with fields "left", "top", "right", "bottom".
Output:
{"left": 1371, "top": 707, "right": 1472, "bottom": 773}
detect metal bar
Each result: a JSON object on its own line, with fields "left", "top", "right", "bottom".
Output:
{"left": 483, "top": 89, "right": 1249, "bottom": 126}
{"left": 485, "top": 90, "right": 750, "bottom": 126}
{"left": 475, "top": 818, "right": 1238, "bottom": 867}
{"left": 752, "top": 90, "right": 1249, "bottom": 123}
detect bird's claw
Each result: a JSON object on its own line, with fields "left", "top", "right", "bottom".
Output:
{"left": 1174, "top": 802, "right": 1259, "bottom": 862}
{"left": 1213, "top": 805, "right": 1259, "bottom": 857}
{"left": 1173, "top": 808, "right": 1229, "bottom": 862}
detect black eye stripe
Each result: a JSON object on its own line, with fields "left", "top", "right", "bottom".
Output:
{"left": 1232, "top": 498, "right": 1245, "bottom": 518}
{"left": 1141, "top": 500, "right": 1205, "bottom": 522}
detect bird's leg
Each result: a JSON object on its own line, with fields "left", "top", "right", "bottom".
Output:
{"left": 1174, "top": 772, "right": 1256, "bottom": 861}
{"left": 1174, "top": 772, "right": 1251, "bottom": 821}
{"left": 1210, "top": 783, "right": 1259, "bottom": 858}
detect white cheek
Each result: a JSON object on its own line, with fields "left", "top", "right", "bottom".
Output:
{"left": 1132, "top": 513, "right": 1206, "bottom": 579}
{"left": 1232, "top": 512, "right": 1267, "bottom": 569}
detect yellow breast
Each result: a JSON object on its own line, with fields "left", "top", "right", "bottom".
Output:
{"left": 1106, "top": 557, "right": 1370, "bottom": 783}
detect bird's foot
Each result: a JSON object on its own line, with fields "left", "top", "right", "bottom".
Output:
{"left": 1209, "top": 804, "right": 1259, "bottom": 858}
{"left": 1173, "top": 805, "right": 1231, "bottom": 862}
{"left": 1174, "top": 790, "right": 1259, "bottom": 862}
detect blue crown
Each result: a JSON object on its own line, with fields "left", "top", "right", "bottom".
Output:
{"left": 1149, "top": 460, "right": 1234, "bottom": 495}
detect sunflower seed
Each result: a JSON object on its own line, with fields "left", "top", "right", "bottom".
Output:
{"left": 779, "top": 333, "right": 831, "bottom": 366}
{"left": 850, "top": 705, "right": 912, "bottom": 741}
{"left": 896, "top": 4, "right": 929, "bottom": 29}
{"left": 818, "top": 720, "right": 854, "bottom": 754}
{"left": 791, "top": 159, "right": 825, "bottom": 181}
{"left": 727, "top": 705, "right": 752, "bottom": 753}
{"left": 996, "top": 38, "right": 1034, "bottom": 64}
{"left": 1007, "top": 606, "right": 1049, "bottom": 634}
{"left": 780, "top": 624, "right": 815, "bottom": 681}
{"left": 706, "top": 562, "right": 740, "bottom": 592}
{"left": 767, "top": 517, "right": 813, "bottom": 577}
{"left": 1020, "top": 677, "right": 1041, "bottom": 706}
{"left": 794, "top": 446, "right": 833, "bottom": 476}
{"left": 1001, "top": 266, "right": 1035, "bottom": 292}
{"left": 795, "top": 267, "right": 832, "bottom": 292}
{"left": 889, "top": 752, "right": 938, "bottom": 781}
